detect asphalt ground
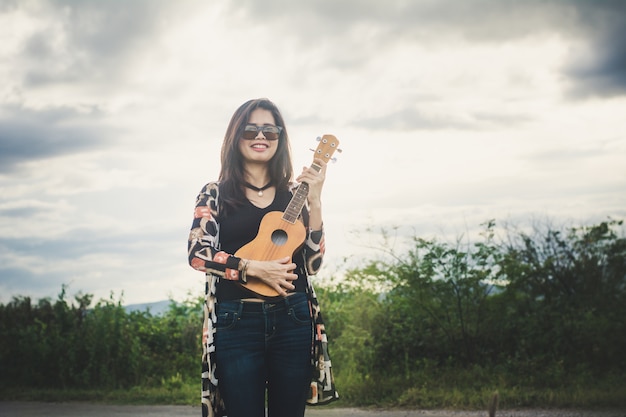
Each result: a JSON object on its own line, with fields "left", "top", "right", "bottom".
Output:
{"left": 0, "top": 402, "right": 477, "bottom": 417}
{"left": 0, "top": 402, "right": 624, "bottom": 417}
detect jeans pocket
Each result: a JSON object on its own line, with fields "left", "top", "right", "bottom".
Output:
{"left": 215, "top": 305, "right": 239, "bottom": 330}
{"left": 288, "top": 300, "right": 312, "bottom": 326}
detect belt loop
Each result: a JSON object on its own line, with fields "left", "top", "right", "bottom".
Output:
{"left": 237, "top": 300, "right": 244, "bottom": 317}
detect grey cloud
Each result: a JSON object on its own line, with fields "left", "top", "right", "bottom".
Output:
{"left": 228, "top": 0, "right": 567, "bottom": 48}
{"left": 0, "top": 259, "right": 80, "bottom": 304}
{"left": 562, "top": 2, "right": 626, "bottom": 98}
{"left": 355, "top": 107, "right": 471, "bottom": 131}
{"left": 0, "top": 223, "right": 183, "bottom": 302}
{"left": 228, "top": 0, "right": 626, "bottom": 97}
{"left": 10, "top": 0, "right": 179, "bottom": 86}
{"left": 0, "top": 205, "right": 47, "bottom": 218}
{"left": 471, "top": 111, "right": 534, "bottom": 127}
{"left": 524, "top": 136, "right": 623, "bottom": 164}
{"left": 0, "top": 105, "right": 111, "bottom": 173}
{"left": 10, "top": 1, "right": 624, "bottom": 97}
{"left": 0, "top": 232, "right": 131, "bottom": 261}
{"left": 0, "top": 1, "right": 19, "bottom": 12}
{"left": 354, "top": 107, "right": 530, "bottom": 132}
{"left": 526, "top": 147, "right": 608, "bottom": 164}
{"left": 287, "top": 113, "right": 326, "bottom": 126}
{"left": 0, "top": 267, "right": 43, "bottom": 295}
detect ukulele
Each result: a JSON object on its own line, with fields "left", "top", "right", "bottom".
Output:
{"left": 235, "top": 135, "right": 341, "bottom": 297}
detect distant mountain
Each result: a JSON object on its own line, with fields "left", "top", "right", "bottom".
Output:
{"left": 124, "top": 299, "right": 171, "bottom": 316}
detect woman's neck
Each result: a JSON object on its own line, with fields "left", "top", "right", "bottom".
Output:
{"left": 243, "top": 164, "right": 270, "bottom": 188}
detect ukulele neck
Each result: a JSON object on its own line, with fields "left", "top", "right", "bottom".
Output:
{"left": 282, "top": 163, "right": 321, "bottom": 224}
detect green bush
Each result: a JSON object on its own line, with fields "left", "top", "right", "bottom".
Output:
{"left": 1, "top": 219, "right": 624, "bottom": 409}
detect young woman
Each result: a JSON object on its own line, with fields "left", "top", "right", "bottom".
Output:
{"left": 188, "top": 98, "right": 338, "bottom": 417}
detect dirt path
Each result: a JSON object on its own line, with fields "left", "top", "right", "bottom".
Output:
{"left": 0, "top": 402, "right": 624, "bottom": 417}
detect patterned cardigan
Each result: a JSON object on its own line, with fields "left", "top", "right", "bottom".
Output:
{"left": 187, "top": 181, "right": 338, "bottom": 417}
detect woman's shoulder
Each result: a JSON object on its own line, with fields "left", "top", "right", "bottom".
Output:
{"left": 199, "top": 181, "right": 220, "bottom": 195}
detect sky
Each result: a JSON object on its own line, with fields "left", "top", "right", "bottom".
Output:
{"left": 1, "top": 0, "right": 625, "bottom": 305}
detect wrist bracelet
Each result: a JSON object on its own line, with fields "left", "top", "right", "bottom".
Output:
{"left": 240, "top": 260, "right": 249, "bottom": 284}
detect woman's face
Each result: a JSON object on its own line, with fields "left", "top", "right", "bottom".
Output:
{"left": 238, "top": 108, "right": 280, "bottom": 165}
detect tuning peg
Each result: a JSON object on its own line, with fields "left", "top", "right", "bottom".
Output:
{"left": 316, "top": 136, "right": 334, "bottom": 144}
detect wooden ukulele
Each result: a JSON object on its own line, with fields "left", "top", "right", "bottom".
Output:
{"left": 235, "top": 135, "right": 341, "bottom": 297}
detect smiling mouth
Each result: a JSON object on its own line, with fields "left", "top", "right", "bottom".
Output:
{"left": 251, "top": 143, "right": 269, "bottom": 150}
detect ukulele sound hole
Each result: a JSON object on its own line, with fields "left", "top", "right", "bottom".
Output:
{"left": 271, "top": 229, "right": 288, "bottom": 246}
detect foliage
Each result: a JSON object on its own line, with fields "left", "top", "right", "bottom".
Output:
{"left": 1, "top": 218, "right": 624, "bottom": 409}
{"left": 0, "top": 287, "right": 203, "bottom": 390}
{"left": 333, "top": 218, "right": 626, "bottom": 407}
{"left": 494, "top": 220, "right": 626, "bottom": 375}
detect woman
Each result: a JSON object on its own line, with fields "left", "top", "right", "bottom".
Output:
{"left": 188, "top": 98, "right": 338, "bottom": 417}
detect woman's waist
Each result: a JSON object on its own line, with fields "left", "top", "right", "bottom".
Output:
{"left": 216, "top": 275, "right": 307, "bottom": 301}
{"left": 219, "top": 292, "right": 308, "bottom": 313}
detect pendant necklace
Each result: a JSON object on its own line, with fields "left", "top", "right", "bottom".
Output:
{"left": 244, "top": 181, "right": 273, "bottom": 197}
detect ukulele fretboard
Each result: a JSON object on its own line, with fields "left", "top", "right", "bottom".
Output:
{"left": 282, "top": 163, "right": 321, "bottom": 224}
{"left": 283, "top": 183, "right": 309, "bottom": 224}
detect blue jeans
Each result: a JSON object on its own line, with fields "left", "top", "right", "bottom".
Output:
{"left": 214, "top": 292, "right": 313, "bottom": 417}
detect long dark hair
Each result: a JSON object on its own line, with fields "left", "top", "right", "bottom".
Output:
{"left": 218, "top": 98, "right": 293, "bottom": 216}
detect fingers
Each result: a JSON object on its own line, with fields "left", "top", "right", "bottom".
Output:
{"left": 276, "top": 257, "right": 297, "bottom": 273}
{"left": 273, "top": 283, "right": 289, "bottom": 297}
{"left": 269, "top": 276, "right": 295, "bottom": 297}
{"left": 297, "top": 159, "right": 327, "bottom": 183}
{"left": 277, "top": 257, "right": 297, "bottom": 294}
{"left": 256, "top": 257, "right": 296, "bottom": 296}
{"left": 312, "top": 158, "right": 328, "bottom": 171}
{"left": 277, "top": 256, "right": 292, "bottom": 264}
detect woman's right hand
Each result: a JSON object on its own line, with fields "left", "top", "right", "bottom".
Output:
{"left": 246, "top": 257, "right": 298, "bottom": 296}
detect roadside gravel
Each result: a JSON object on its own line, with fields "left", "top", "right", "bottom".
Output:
{"left": 0, "top": 402, "right": 624, "bottom": 417}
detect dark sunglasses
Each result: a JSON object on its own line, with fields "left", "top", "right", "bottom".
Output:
{"left": 242, "top": 124, "right": 283, "bottom": 140}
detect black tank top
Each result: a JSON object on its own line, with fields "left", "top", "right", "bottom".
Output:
{"left": 216, "top": 189, "right": 308, "bottom": 301}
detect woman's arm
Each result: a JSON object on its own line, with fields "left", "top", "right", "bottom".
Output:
{"left": 187, "top": 182, "right": 243, "bottom": 281}
{"left": 296, "top": 158, "right": 327, "bottom": 275}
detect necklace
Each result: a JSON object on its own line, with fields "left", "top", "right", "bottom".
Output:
{"left": 244, "top": 181, "right": 273, "bottom": 197}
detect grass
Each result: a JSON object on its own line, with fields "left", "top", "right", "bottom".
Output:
{"left": 0, "top": 382, "right": 198, "bottom": 405}
{"left": 1, "top": 371, "right": 625, "bottom": 411}
{"left": 330, "top": 367, "right": 626, "bottom": 411}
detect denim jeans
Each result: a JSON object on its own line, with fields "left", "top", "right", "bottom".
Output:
{"left": 214, "top": 292, "right": 313, "bottom": 417}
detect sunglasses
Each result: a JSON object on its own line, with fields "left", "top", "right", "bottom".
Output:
{"left": 242, "top": 124, "right": 283, "bottom": 141}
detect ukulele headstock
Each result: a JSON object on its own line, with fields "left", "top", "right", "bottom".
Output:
{"left": 312, "top": 135, "right": 341, "bottom": 164}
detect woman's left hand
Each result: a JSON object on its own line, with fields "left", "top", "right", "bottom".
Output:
{"left": 296, "top": 158, "right": 326, "bottom": 205}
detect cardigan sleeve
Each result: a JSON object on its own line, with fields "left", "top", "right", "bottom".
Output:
{"left": 187, "top": 182, "right": 243, "bottom": 281}
{"left": 286, "top": 181, "right": 325, "bottom": 276}
{"left": 302, "top": 226, "right": 325, "bottom": 275}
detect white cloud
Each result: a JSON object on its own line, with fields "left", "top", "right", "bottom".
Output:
{"left": 1, "top": 0, "right": 625, "bottom": 305}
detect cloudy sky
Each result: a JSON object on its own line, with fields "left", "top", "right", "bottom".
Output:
{"left": 1, "top": 0, "right": 625, "bottom": 305}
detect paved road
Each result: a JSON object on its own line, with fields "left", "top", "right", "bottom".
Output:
{"left": 0, "top": 403, "right": 476, "bottom": 417}
{"left": 0, "top": 403, "right": 435, "bottom": 417}
{"left": 1, "top": 402, "right": 625, "bottom": 417}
